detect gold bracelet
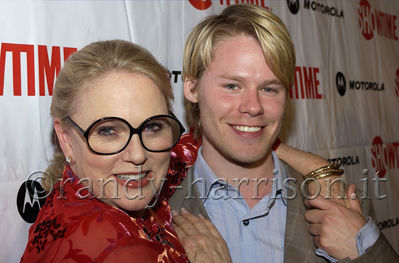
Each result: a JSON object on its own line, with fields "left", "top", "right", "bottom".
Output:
{"left": 310, "top": 170, "right": 344, "bottom": 180}
{"left": 305, "top": 164, "right": 340, "bottom": 178}
{"left": 304, "top": 164, "right": 343, "bottom": 179}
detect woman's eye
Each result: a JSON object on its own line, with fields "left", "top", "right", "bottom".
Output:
{"left": 144, "top": 122, "right": 163, "bottom": 133}
{"left": 97, "top": 126, "right": 117, "bottom": 136}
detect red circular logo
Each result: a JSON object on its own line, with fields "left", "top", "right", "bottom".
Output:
{"left": 189, "top": 0, "right": 212, "bottom": 10}
{"left": 358, "top": 0, "right": 374, "bottom": 40}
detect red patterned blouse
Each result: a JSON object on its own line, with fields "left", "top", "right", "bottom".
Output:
{"left": 20, "top": 134, "right": 199, "bottom": 263}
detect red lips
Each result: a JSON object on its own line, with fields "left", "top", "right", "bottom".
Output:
{"left": 114, "top": 171, "right": 152, "bottom": 189}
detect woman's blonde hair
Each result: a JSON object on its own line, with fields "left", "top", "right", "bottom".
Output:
{"left": 183, "top": 4, "right": 296, "bottom": 138}
{"left": 42, "top": 40, "right": 173, "bottom": 190}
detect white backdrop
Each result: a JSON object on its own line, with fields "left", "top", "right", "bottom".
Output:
{"left": 1, "top": 0, "right": 398, "bottom": 262}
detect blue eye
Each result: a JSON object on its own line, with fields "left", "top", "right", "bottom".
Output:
{"left": 143, "top": 122, "right": 163, "bottom": 134}
{"left": 261, "top": 87, "right": 276, "bottom": 93}
{"left": 260, "top": 82, "right": 284, "bottom": 94}
{"left": 92, "top": 121, "right": 128, "bottom": 138}
{"left": 224, "top": 84, "right": 239, "bottom": 90}
{"left": 96, "top": 126, "right": 118, "bottom": 136}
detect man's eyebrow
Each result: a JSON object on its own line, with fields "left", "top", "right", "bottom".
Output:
{"left": 218, "top": 73, "right": 282, "bottom": 86}
{"left": 217, "top": 74, "right": 245, "bottom": 82}
{"left": 259, "top": 79, "right": 283, "bottom": 86}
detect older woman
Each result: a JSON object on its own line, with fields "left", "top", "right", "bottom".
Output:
{"left": 20, "top": 40, "right": 230, "bottom": 263}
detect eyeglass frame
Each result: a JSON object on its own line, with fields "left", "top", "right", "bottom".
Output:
{"left": 65, "top": 114, "right": 185, "bottom": 155}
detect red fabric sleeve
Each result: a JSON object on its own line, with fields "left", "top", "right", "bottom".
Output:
{"left": 21, "top": 207, "right": 175, "bottom": 263}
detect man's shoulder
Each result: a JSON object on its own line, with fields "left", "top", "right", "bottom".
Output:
{"left": 278, "top": 158, "right": 303, "bottom": 182}
{"left": 168, "top": 165, "right": 209, "bottom": 218}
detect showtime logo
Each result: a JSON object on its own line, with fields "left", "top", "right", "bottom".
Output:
{"left": 371, "top": 136, "right": 399, "bottom": 178}
{"left": 289, "top": 66, "right": 322, "bottom": 99}
{"left": 0, "top": 43, "right": 77, "bottom": 96}
{"left": 358, "top": 0, "right": 398, "bottom": 41}
{"left": 189, "top": 0, "right": 268, "bottom": 10}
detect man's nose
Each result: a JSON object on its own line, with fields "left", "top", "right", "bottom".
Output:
{"left": 238, "top": 88, "right": 264, "bottom": 116}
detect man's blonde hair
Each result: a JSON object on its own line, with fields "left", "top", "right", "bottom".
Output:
{"left": 183, "top": 4, "right": 296, "bottom": 138}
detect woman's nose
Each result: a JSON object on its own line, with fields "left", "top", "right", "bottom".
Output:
{"left": 121, "top": 134, "right": 147, "bottom": 165}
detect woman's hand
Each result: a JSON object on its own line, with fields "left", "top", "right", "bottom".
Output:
{"left": 275, "top": 142, "right": 350, "bottom": 207}
{"left": 172, "top": 208, "right": 232, "bottom": 263}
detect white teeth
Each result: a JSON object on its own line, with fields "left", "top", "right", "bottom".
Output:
{"left": 116, "top": 173, "right": 146, "bottom": 180}
{"left": 234, "top": 125, "right": 261, "bottom": 132}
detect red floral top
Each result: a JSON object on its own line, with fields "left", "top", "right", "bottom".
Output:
{"left": 20, "top": 134, "right": 200, "bottom": 263}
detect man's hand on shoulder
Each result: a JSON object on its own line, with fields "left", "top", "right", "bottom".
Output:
{"left": 304, "top": 184, "right": 367, "bottom": 260}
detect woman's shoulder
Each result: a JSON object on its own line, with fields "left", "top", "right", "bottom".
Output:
{"left": 163, "top": 132, "right": 200, "bottom": 200}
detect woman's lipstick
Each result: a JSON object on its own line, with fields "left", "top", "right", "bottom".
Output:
{"left": 114, "top": 171, "right": 152, "bottom": 189}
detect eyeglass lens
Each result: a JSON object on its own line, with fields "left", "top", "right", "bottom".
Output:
{"left": 87, "top": 116, "right": 181, "bottom": 154}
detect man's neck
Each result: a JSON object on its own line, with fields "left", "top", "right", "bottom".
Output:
{"left": 201, "top": 143, "right": 276, "bottom": 208}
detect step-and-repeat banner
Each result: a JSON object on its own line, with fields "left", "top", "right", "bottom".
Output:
{"left": 1, "top": 0, "right": 398, "bottom": 261}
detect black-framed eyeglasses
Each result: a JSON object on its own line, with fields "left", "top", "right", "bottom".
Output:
{"left": 66, "top": 114, "right": 185, "bottom": 155}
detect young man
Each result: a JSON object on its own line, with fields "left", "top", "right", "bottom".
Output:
{"left": 170, "top": 4, "right": 398, "bottom": 263}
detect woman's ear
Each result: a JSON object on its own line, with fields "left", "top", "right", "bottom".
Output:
{"left": 183, "top": 79, "right": 199, "bottom": 103}
{"left": 53, "top": 119, "right": 74, "bottom": 159}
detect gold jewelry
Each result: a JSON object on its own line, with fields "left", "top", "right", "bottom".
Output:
{"left": 311, "top": 171, "right": 344, "bottom": 180}
{"left": 305, "top": 164, "right": 339, "bottom": 178}
{"left": 305, "top": 164, "right": 344, "bottom": 180}
{"left": 305, "top": 164, "right": 349, "bottom": 208}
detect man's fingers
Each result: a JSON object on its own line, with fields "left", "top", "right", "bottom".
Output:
{"left": 308, "top": 223, "right": 322, "bottom": 236}
{"left": 304, "top": 195, "right": 339, "bottom": 211}
{"left": 304, "top": 209, "right": 325, "bottom": 223}
{"left": 314, "top": 236, "right": 322, "bottom": 249}
{"left": 347, "top": 184, "right": 363, "bottom": 215}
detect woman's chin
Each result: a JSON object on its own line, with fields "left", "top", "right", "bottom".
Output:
{"left": 114, "top": 195, "right": 156, "bottom": 213}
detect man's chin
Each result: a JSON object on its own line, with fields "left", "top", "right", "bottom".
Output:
{"left": 223, "top": 149, "right": 272, "bottom": 168}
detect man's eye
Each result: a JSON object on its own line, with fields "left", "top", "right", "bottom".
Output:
{"left": 261, "top": 87, "right": 277, "bottom": 93}
{"left": 224, "top": 84, "right": 239, "bottom": 90}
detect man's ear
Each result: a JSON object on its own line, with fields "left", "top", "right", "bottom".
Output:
{"left": 53, "top": 119, "right": 74, "bottom": 159}
{"left": 183, "top": 79, "right": 199, "bottom": 103}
